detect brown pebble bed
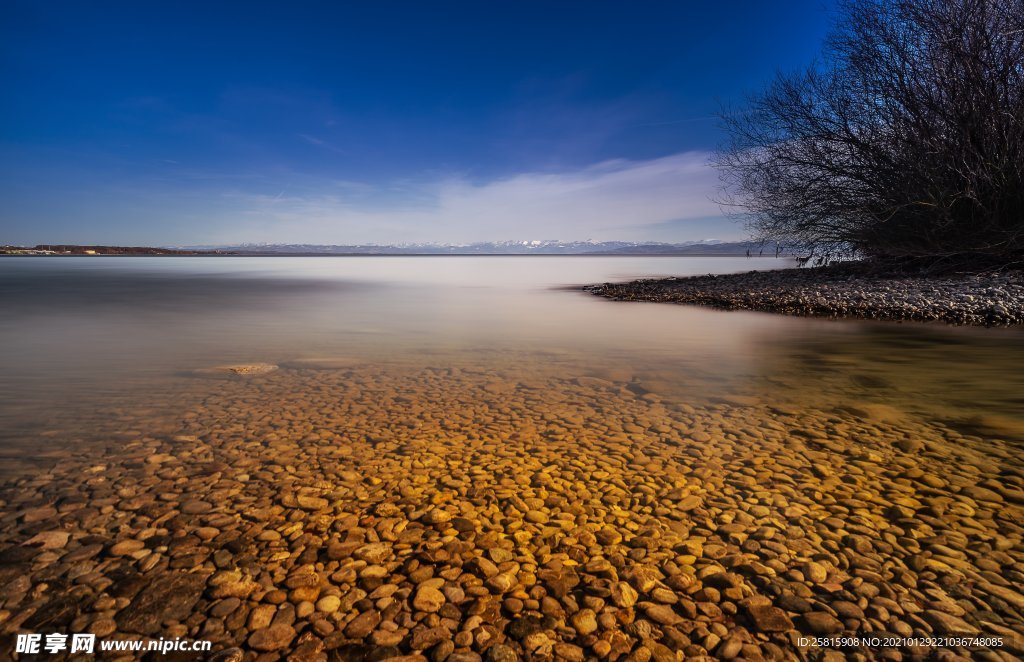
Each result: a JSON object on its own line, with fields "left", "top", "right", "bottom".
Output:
{"left": 1, "top": 356, "right": 1023, "bottom": 662}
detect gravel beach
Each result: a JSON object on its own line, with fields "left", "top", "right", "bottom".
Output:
{"left": 584, "top": 266, "right": 1024, "bottom": 325}
{"left": 1, "top": 356, "right": 1022, "bottom": 661}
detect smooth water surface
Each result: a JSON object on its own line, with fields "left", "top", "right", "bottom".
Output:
{"left": 3, "top": 256, "right": 1024, "bottom": 660}
{"left": 0, "top": 255, "right": 1022, "bottom": 473}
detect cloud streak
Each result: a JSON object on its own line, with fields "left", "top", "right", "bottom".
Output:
{"left": 223, "top": 151, "right": 734, "bottom": 244}
{"left": 297, "top": 133, "right": 346, "bottom": 154}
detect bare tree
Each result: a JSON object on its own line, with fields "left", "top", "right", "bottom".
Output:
{"left": 715, "top": 0, "right": 1024, "bottom": 264}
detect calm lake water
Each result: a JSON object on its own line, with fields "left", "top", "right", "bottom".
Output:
{"left": 1, "top": 256, "right": 1022, "bottom": 471}
{"left": 3, "top": 256, "right": 1024, "bottom": 658}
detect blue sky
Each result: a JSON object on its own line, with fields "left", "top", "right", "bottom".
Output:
{"left": 1, "top": 1, "right": 835, "bottom": 245}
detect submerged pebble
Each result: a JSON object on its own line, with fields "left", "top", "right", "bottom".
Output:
{"left": 0, "top": 356, "right": 1022, "bottom": 661}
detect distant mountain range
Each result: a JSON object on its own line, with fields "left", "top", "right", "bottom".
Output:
{"left": 4, "top": 240, "right": 789, "bottom": 257}
{"left": 187, "top": 240, "right": 783, "bottom": 256}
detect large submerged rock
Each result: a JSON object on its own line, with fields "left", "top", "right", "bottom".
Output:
{"left": 191, "top": 363, "right": 278, "bottom": 378}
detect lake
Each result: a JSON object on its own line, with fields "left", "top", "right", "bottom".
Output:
{"left": 1, "top": 256, "right": 1022, "bottom": 658}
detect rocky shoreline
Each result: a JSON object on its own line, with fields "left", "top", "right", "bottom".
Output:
{"left": 1, "top": 359, "right": 1022, "bottom": 661}
{"left": 584, "top": 266, "right": 1024, "bottom": 325}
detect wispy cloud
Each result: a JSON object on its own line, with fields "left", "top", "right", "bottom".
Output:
{"left": 297, "top": 133, "right": 346, "bottom": 154}
{"left": 215, "top": 151, "right": 735, "bottom": 244}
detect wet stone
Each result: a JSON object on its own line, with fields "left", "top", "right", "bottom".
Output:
{"left": 109, "top": 539, "right": 146, "bottom": 556}
{"left": 801, "top": 612, "right": 845, "bottom": 635}
{"left": 570, "top": 608, "right": 598, "bottom": 635}
{"left": 611, "top": 581, "right": 638, "bottom": 608}
{"left": 208, "top": 648, "right": 244, "bottom": 662}
{"left": 923, "top": 610, "right": 979, "bottom": 634}
{"left": 23, "top": 595, "right": 79, "bottom": 630}
{"left": 180, "top": 500, "right": 213, "bottom": 515}
{"left": 802, "top": 561, "right": 828, "bottom": 583}
{"left": 1, "top": 346, "right": 1021, "bottom": 661}
{"left": 23, "top": 531, "right": 70, "bottom": 550}
{"left": 747, "top": 605, "right": 794, "bottom": 632}
{"left": 485, "top": 646, "right": 519, "bottom": 662}
{"left": 413, "top": 585, "right": 446, "bottom": 612}
{"left": 409, "top": 626, "right": 450, "bottom": 650}
{"left": 117, "top": 572, "right": 208, "bottom": 635}
{"left": 644, "top": 604, "right": 683, "bottom": 625}
{"left": 297, "top": 494, "right": 329, "bottom": 510}
{"left": 355, "top": 542, "right": 392, "bottom": 564}
{"left": 247, "top": 623, "right": 296, "bottom": 651}
{"left": 344, "top": 610, "right": 382, "bottom": 638}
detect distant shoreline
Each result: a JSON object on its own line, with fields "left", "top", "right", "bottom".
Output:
{"left": 0, "top": 253, "right": 770, "bottom": 258}
{"left": 0, "top": 252, "right": 782, "bottom": 258}
{"left": 0, "top": 240, "right": 784, "bottom": 258}
{"left": 585, "top": 263, "right": 1024, "bottom": 326}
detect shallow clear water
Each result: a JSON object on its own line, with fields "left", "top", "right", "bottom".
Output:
{"left": 1, "top": 255, "right": 1022, "bottom": 475}
{"left": 3, "top": 256, "right": 1024, "bottom": 658}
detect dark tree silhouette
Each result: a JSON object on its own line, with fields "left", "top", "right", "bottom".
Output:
{"left": 715, "top": 0, "right": 1024, "bottom": 264}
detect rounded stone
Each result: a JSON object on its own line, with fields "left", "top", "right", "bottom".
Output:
{"left": 247, "top": 624, "right": 295, "bottom": 651}
{"left": 413, "top": 585, "right": 446, "bottom": 613}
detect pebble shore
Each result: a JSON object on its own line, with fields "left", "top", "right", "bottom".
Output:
{"left": 1, "top": 358, "right": 1023, "bottom": 661}
{"left": 584, "top": 267, "right": 1024, "bottom": 325}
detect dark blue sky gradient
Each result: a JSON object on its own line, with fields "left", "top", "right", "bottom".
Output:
{"left": 1, "top": 1, "right": 836, "bottom": 244}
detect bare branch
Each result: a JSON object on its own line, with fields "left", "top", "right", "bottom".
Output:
{"left": 714, "top": 0, "right": 1024, "bottom": 263}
